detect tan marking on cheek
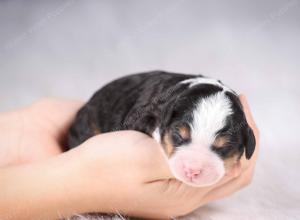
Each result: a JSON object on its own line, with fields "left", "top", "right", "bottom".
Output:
{"left": 162, "top": 133, "right": 175, "bottom": 157}
{"left": 213, "top": 136, "right": 228, "bottom": 148}
{"left": 178, "top": 126, "right": 191, "bottom": 140}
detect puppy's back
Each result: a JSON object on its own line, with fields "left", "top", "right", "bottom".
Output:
{"left": 67, "top": 71, "right": 195, "bottom": 149}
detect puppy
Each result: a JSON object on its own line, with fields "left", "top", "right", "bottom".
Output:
{"left": 67, "top": 70, "right": 255, "bottom": 187}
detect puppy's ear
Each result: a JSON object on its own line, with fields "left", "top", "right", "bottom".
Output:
{"left": 132, "top": 114, "right": 158, "bottom": 134}
{"left": 123, "top": 107, "right": 159, "bottom": 135}
{"left": 244, "top": 127, "right": 256, "bottom": 159}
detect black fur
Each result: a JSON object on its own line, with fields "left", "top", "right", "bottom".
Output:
{"left": 68, "top": 71, "right": 197, "bottom": 148}
{"left": 67, "top": 70, "right": 255, "bottom": 161}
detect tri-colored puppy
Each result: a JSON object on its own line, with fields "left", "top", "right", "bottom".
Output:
{"left": 67, "top": 71, "right": 255, "bottom": 187}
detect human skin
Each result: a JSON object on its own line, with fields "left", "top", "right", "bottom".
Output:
{"left": 0, "top": 95, "right": 259, "bottom": 220}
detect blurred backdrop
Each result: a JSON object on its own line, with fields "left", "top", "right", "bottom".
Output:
{"left": 0, "top": 1, "right": 299, "bottom": 219}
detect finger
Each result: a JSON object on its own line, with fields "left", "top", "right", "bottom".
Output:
{"left": 210, "top": 173, "right": 236, "bottom": 189}
{"left": 239, "top": 95, "right": 260, "bottom": 162}
{"left": 239, "top": 153, "right": 251, "bottom": 172}
{"left": 239, "top": 95, "right": 253, "bottom": 123}
{"left": 143, "top": 144, "right": 174, "bottom": 180}
{"left": 202, "top": 177, "right": 241, "bottom": 203}
{"left": 29, "top": 98, "right": 84, "bottom": 140}
{"left": 201, "top": 166, "right": 254, "bottom": 204}
{"left": 109, "top": 131, "right": 174, "bottom": 180}
{"left": 239, "top": 95, "right": 260, "bottom": 140}
{"left": 29, "top": 98, "right": 83, "bottom": 125}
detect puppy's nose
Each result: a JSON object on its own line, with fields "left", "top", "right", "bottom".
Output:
{"left": 183, "top": 166, "right": 203, "bottom": 180}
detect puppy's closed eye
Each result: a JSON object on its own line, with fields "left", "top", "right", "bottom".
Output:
{"left": 171, "top": 125, "right": 191, "bottom": 146}
{"left": 211, "top": 136, "right": 237, "bottom": 158}
{"left": 213, "top": 145, "right": 234, "bottom": 158}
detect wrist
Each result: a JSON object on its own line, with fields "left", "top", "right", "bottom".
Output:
{"left": 64, "top": 143, "right": 116, "bottom": 214}
{"left": 0, "top": 151, "right": 89, "bottom": 220}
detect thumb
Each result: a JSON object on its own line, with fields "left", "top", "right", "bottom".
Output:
{"left": 132, "top": 136, "right": 174, "bottom": 181}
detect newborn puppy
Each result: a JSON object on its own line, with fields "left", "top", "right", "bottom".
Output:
{"left": 67, "top": 71, "right": 255, "bottom": 187}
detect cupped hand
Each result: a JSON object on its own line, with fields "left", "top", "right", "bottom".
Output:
{"left": 0, "top": 95, "right": 259, "bottom": 220}
{"left": 0, "top": 98, "right": 83, "bottom": 166}
{"left": 67, "top": 94, "right": 259, "bottom": 219}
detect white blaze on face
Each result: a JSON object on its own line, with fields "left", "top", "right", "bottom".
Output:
{"left": 169, "top": 78, "right": 234, "bottom": 187}
{"left": 191, "top": 92, "right": 233, "bottom": 146}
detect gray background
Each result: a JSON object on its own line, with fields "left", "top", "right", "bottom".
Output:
{"left": 0, "top": 1, "right": 299, "bottom": 219}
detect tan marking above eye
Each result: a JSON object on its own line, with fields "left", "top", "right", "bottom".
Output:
{"left": 213, "top": 136, "right": 228, "bottom": 148}
{"left": 162, "top": 133, "right": 175, "bottom": 157}
{"left": 178, "top": 125, "right": 191, "bottom": 140}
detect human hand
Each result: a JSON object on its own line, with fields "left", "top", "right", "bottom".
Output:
{"left": 0, "top": 98, "right": 83, "bottom": 166}
{"left": 0, "top": 95, "right": 259, "bottom": 220}
{"left": 68, "top": 94, "right": 259, "bottom": 219}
